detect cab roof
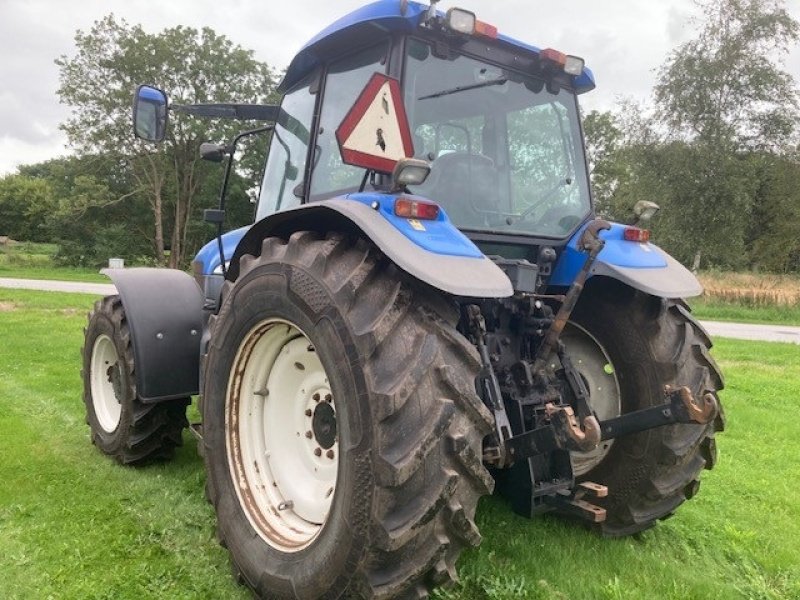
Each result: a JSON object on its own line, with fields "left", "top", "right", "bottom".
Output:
{"left": 278, "top": 0, "right": 596, "bottom": 94}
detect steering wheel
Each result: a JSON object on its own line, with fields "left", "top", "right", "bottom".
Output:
{"left": 512, "top": 176, "right": 573, "bottom": 225}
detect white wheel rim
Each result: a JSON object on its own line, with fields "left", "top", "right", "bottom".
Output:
{"left": 226, "top": 319, "right": 338, "bottom": 552}
{"left": 90, "top": 334, "right": 123, "bottom": 432}
{"left": 562, "top": 322, "right": 621, "bottom": 476}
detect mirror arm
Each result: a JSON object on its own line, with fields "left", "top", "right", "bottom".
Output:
{"left": 171, "top": 103, "right": 280, "bottom": 121}
{"left": 212, "top": 125, "right": 274, "bottom": 279}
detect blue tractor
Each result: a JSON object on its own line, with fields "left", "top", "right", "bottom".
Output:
{"left": 82, "top": 2, "right": 724, "bottom": 597}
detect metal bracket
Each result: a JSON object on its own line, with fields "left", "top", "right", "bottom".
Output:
{"left": 503, "top": 386, "right": 716, "bottom": 464}
{"left": 599, "top": 385, "right": 718, "bottom": 441}
{"left": 467, "top": 305, "right": 514, "bottom": 466}
{"left": 543, "top": 481, "right": 608, "bottom": 523}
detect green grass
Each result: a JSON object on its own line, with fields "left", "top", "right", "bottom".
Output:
{"left": 1, "top": 289, "right": 799, "bottom": 599}
{"left": 689, "top": 298, "right": 800, "bottom": 326}
{"left": 0, "top": 265, "right": 109, "bottom": 283}
{"left": 0, "top": 242, "right": 107, "bottom": 283}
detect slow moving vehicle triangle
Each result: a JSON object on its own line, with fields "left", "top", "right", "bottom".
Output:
{"left": 335, "top": 73, "right": 414, "bottom": 174}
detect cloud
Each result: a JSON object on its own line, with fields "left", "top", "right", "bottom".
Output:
{"left": 1, "top": 0, "right": 798, "bottom": 175}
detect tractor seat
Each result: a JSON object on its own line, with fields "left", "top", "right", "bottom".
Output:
{"left": 413, "top": 152, "right": 498, "bottom": 228}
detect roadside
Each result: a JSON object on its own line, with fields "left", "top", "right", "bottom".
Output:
{"left": 699, "top": 320, "right": 800, "bottom": 345}
{"left": 1, "top": 277, "right": 799, "bottom": 345}
{"left": 0, "top": 277, "right": 116, "bottom": 296}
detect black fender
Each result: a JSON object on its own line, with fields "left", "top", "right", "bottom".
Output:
{"left": 228, "top": 199, "right": 513, "bottom": 298}
{"left": 101, "top": 268, "right": 204, "bottom": 403}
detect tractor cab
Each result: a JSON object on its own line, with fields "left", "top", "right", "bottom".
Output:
{"left": 257, "top": 1, "right": 595, "bottom": 248}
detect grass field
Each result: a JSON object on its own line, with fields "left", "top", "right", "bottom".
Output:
{"left": 692, "top": 271, "right": 800, "bottom": 325}
{"left": 688, "top": 298, "right": 800, "bottom": 326}
{"left": 1, "top": 288, "right": 798, "bottom": 599}
{"left": 0, "top": 242, "right": 107, "bottom": 283}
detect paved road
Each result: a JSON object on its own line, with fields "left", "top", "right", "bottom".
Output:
{"left": 698, "top": 320, "right": 800, "bottom": 345}
{"left": 0, "top": 277, "right": 116, "bottom": 296}
{"left": 1, "top": 277, "right": 799, "bottom": 344}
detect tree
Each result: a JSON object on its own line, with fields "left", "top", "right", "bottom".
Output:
{"left": 582, "top": 110, "right": 623, "bottom": 215}
{"left": 56, "top": 16, "right": 278, "bottom": 267}
{"left": 18, "top": 155, "right": 150, "bottom": 266}
{"left": 655, "top": 0, "right": 799, "bottom": 151}
{"left": 648, "top": 0, "right": 799, "bottom": 269}
{"left": 0, "top": 174, "right": 53, "bottom": 242}
{"left": 748, "top": 152, "right": 800, "bottom": 272}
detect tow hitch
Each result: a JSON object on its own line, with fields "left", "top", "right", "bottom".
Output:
{"left": 505, "top": 385, "right": 719, "bottom": 463}
{"left": 599, "top": 385, "right": 718, "bottom": 441}
{"left": 498, "top": 386, "right": 718, "bottom": 522}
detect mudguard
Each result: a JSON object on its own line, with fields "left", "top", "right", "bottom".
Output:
{"left": 228, "top": 195, "right": 514, "bottom": 298}
{"left": 101, "top": 268, "right": 204, "bottom": 403}
{"left": 550, "top": 222, "right": 703, "bottom": 298}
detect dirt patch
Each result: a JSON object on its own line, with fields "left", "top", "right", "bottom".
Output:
{"left": 59, "top": 308, "right": 80, "bottom": 316}
{"left": 0, "top": 301, "right": 17, "bottom": 312}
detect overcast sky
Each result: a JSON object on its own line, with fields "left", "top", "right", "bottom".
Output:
{"left": 2, "top": 0, "right": 799, "bottom": 175}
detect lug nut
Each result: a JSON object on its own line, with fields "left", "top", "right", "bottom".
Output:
{"left": 326, "top": 450, "right": 335, "bottom": 460}
{"left": 305, "top": 431, "right": 313, "bottom": 439}
{"left": 314, "top": 448, "right": 322, "bottom": 457}
{"left": 313, "top": 393, "right": 320, "bottom": 402}
{"left": 305, "top": 409, "right": 312, "bottom": 417}
{"left": 324, "top": 393, "right": 332, "bottom": 403}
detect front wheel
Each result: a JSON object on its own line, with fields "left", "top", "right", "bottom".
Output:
{"left": 202, "top": 232, "right": 495, "bottom": 599}
{"left": 81, "top": 295, "right": 189, "bottom": 464}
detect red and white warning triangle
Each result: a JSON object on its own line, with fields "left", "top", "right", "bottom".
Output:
{"left": 336, "top": 73, "right": 415, "bottom": 174}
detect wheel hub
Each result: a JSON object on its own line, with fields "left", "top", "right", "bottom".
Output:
{"left": 312, "top": 401, "right": 337, "bottom": 450}
{"left": 90, "top": 334, "right": 123, "bottom": 432}
{"left": 226, "top": 319, "right": 339, "bottom": 553}
{"left": 108, "top": 363, "right": 124, "bottom": 403}
{"left": 561, "top": 322, "right": 622, "bottom": 476}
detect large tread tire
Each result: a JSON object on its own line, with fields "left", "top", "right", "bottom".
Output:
{"left": 82, "top": 295, "right": 189, "bottom": 465}
{"left": 202, "top": 232, "right": 494, "bottom": 599}
{"left": 570, "top": 285, "right": 725, "bottom": 536}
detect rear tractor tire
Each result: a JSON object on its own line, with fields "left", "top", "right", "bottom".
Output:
{"left": 566, "top": 287, "right": 725, "bottom": 536}
{"left": 81, "top": 295, "right": 189, "bottom": 465}
{"left": 202, "top": 232, "right": 495, "bottom": 599}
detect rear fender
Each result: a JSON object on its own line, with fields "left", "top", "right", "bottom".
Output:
{"left": 228, "top": 195, "right": 513, "bottom": 298}
{"left": 550, "top": 222, "right": 702, "bottom": 298}
{"left": 101, "top": 268, "right": 204, "bottom": 403}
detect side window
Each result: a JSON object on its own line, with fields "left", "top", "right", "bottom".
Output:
{"left": 310, "top": 43, "right": 388, "bottom": 198}
{"left": 505, "top": 97, "right": 590, "bottom": 235}
{"left": 257, "top": 73, "right": 317, "bottom": 220}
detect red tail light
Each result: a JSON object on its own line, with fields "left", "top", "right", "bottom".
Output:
{"left": 394, "top": 198, "right": 440, "bottom": 221}
{"left": 541, "top": 48, "right": 567, "bottom": 68}
{"left": 624, "top": 227, "right": 651, "bottom": 243}
{"left": 475, "top": 20, "right": 499, "bottom": 40}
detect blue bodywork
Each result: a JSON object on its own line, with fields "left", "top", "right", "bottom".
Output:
{"left": 550, "top": 223, "right": 667, "bottom": 287}
{"left": 346, "top": 193, "right": 483, "bottom": 258}
{"left": 195, "top": 226, "right": 249, "bottom": 275}
{"left": 193, "top": 193, "right": 483, "bottom": 275}
{"left": 279, "top": 0, "right": 595, "bottom": 94}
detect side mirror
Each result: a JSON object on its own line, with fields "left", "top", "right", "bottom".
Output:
{"left": 200, "top": 142, "right": 231, "bottom": 163}
{"left": 133, "top": 85, "right": 168, "bottom": 142}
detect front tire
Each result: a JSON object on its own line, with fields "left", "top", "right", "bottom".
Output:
{"left": 202, "top": 232, "right": 495, "bottom": 599}
{"left": 570, "top": 285, "right": 725, "bottom": 536}
{"left": 82, "top": 295, "right": 189, "bottom": 464}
